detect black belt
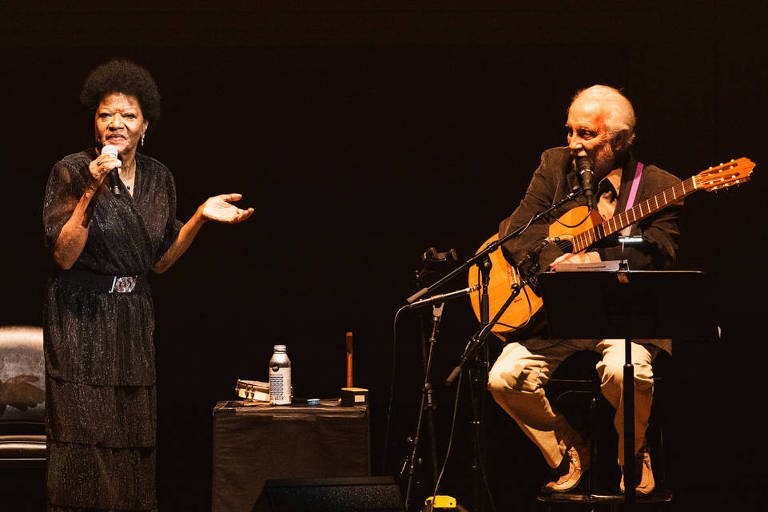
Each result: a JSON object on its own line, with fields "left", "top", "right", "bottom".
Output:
{"left": 57, "top": 270, "right": 150, "bottom": 294}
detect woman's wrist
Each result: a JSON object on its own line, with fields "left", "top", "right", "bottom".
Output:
{"left": 194, "top": 205, "right": 209, "bottom": 225}
{"left": 84, "top": 177, "right": 102, "bottom": 197}
{"left": 75, "top": 181, "right": 101, "bottom": 227}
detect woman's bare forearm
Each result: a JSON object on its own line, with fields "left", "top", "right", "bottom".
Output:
{"left": 152, "top": 208, "right": 207, "bottom": 274}
{"left": 52, "top": 181, "right": 101, "bottom": 269}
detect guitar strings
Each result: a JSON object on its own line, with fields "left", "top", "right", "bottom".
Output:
{"left": 555, "top": 239, "right": 575, "bottom": 253}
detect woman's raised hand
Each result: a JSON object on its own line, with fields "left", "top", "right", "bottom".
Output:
{"left": 199, "top": 193, "right": 254, "bottom": 223}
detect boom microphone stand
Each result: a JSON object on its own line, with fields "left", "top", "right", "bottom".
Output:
{"left": 401, "top": 188, "right": 587, "bottom": 512}
{"left": 467, "top": 255, "right": 493, "bottom": 512}
{"left": 398, "top": 285, "right": 478, "bottom": 511}
{"left": 401, "top": 301, "right": 444, "bottom": 511}
{"left": 447, "top": 264, "right": 529, "bottom": 512}
{"left": 399, "top": 250, "right": 458, "bottom": 510}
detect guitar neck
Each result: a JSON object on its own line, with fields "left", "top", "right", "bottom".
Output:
{"left": 572, "top": 175, "right": 697, "bottom": 253}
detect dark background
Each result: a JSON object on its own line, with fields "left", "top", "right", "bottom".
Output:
{"left": 2, "top": 1, "right": 766, "bottom": 511}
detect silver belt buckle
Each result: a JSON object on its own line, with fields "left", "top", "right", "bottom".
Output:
{"left": 110, "top": 276, "right": 137, "bottom": 293}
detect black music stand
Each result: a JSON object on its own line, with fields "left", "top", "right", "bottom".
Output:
{"left": 538, "top": 269, "right": 718, "bottom": 509}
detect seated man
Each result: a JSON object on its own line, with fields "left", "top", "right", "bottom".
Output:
{"left": 487, "top": 85, "right": 680, "bottom": 495}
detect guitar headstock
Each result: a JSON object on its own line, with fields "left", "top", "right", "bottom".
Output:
{"left": 695, "top": 157, "right": 755, "bottom": 192}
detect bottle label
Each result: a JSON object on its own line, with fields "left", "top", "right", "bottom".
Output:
{"left": 269, "top": 367, "right": 291, "bottom": 405}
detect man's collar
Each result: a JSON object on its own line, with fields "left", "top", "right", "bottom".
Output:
{"left": 597, "top": 149, "right": 638, "bottom": 200}
{"left": 599, "top": 168, "right": 623, "bottom": 199}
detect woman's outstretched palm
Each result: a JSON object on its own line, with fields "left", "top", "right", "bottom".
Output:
{"left": 201, "top": 193, "right": 254, "bottom": 223}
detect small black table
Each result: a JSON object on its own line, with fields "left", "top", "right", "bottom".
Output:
{"left": 212, "top": 401, "right": 370, "bottom": 512}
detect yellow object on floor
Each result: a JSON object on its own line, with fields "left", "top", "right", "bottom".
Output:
{"left": 424, "top": 495, "right": 457, "bottom": 509}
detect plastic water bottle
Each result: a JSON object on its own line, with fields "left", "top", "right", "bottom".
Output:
{"left": 269, "top": 345, "right": 291, "bottom": 405}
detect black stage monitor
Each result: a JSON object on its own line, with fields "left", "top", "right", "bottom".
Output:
{"left": 252, "top": 476, "right": 405, "bottom": 512}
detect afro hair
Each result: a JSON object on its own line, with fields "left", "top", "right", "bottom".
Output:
{"left": 80, "top": 59, "right": 161, "bottom": 122}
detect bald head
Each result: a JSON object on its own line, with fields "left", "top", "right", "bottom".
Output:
{"left": 570, "top": 85, "right": 636, "bottom": 150}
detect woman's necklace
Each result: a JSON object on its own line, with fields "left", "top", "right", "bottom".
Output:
{"left": 119, "top": 160, "right": 136, "bottom": 196}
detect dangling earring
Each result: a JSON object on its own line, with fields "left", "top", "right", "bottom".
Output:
{"left": 141, "top": 133, "right": 145, "bottom": 147}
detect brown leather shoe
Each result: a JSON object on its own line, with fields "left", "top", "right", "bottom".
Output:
{"left": 541, "top": 445, "right": 590, "bottom": 494}
{"left": 620, "top": 447, "right": 655, "bottom": 496}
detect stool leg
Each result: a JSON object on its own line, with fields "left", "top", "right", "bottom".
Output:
{"left": 588, "top": 395, "right": 597, "bottom": 496}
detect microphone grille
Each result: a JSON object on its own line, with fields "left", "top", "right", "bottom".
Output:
{"left": 575, "top": 155, "right": 593, "bottom": 173}
{"left": 101, "top": 145, "right": 119, "bottom": 157}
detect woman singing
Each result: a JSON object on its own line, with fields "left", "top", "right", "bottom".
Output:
{"left": 42, "top": 59, "right": 253, "bottom": 511}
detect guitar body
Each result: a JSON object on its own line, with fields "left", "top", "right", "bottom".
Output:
{"left": 467, "top": 206, "right": 603, "bottom": 337}
{"left": 547, "top": 206, "right": 604, "bottom": 242}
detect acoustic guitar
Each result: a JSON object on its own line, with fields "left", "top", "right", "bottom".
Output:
{"left": 468, "top": 157, "right": 755, "bottom": 337}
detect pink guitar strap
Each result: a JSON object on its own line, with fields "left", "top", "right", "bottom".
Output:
{"left": 624, "top": 162, "right": 644, "bottom": 211}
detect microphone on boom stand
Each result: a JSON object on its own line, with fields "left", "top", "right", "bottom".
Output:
{"left": 406, "top": 285, "right": 478, "bottom": 309}
{"left": 575, "top": 154, "right": 597, "bottom": 210}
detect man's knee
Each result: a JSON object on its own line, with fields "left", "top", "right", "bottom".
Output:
{"left": 599, "top": 360, "right": 654, "bottom": 394}
{"left": 488, "top": 362, "right": 543, "bottom": 396}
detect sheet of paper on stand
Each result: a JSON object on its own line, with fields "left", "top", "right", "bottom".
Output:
{"left": 552, "top": 260, "right": 624, "bottom": 272}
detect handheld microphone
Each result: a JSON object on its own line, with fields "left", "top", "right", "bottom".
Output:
{"left": 101, "top": 145, "right": 121, "bottom": 195}
{"left": 101, "top": 144, "right": 119, "bottom": 158}
{"left": 575, "top": 155, "right": 596, "bottom": 210}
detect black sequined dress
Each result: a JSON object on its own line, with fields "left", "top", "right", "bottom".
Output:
{"left": 42, "top": 149, "right": 182, "bottom": 512}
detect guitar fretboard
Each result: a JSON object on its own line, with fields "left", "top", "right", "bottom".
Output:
{"left": 572, "top": 176, "right": 697, "bottom": 253}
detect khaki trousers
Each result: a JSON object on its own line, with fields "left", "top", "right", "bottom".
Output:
{"left": 488, "top": 338, "right": 660, "bottom": 468}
